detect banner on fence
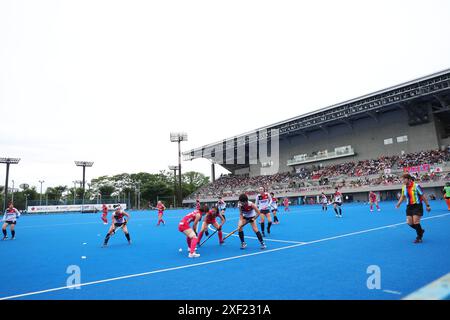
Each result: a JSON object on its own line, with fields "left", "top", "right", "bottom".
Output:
{"left": 27, "top": 203, "right": 127, "bottom": 213}
{"left": 403, "top": 164, "right": 430, "bottom": 173}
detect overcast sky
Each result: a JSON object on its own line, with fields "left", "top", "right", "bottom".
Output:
{"left": 1, "top": 0, "right": 450, "bottom": 191}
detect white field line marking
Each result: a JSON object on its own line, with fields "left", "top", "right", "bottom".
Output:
{"left": 383, "top": 290, "right": 402, "bottom": 295}
{"left": 207, "top": 223, "right": 305, "bottom": 244}
{"left": 1, "top": 212, "right": 448, "bottom": 300}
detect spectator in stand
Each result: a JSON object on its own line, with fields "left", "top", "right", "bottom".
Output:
{"left": 186, "top": 149, "right": 450, "bottom": 200}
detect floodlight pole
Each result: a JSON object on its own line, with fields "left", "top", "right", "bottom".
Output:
{"left": 38, "top": 180, "right": 45, "bottom": 206}
{"left": 1, "top": 158, "right": 21, "bottom": 212}
{"left": 72, "top": 181, "right": 77, "bottom": 205}
{"left": 178, "top": 140, "right": 182, "bottom": 207}
{"left": 75, "top": 161, "right": 94, "bottom": 213}
{"left": 136, "top": 182, "right": 141, "bottom": 210}
{"left": 11, "top": 180, "right": 15, "bottom": 204}
{"left": 170, "top": 133, "right": 187, "bottom": 207}
{"left": 169, "top": 166, "right": 178, "bottom": 207}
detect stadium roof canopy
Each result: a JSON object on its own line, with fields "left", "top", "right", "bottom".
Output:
{"left": 183, "top": 68, "right": 450, "bottom": 170}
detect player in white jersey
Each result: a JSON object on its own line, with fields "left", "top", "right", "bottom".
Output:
{"left": 237, "top": 194, "right": 266, "bottom": 250}
{"left": 217, "top": 197, "right": 227, "bottom": 218}
{"left": 270, "top": 192, "right": 280, "bottom": 224}
{"left": 255, "top": 187, "right": 273, "bottom": 237}
{"left": 321, "top": 192, "right": 329, "bottom": 212}
{"left": 2, "top": 202, "right": 21, "bottom": 240}
{"left": 333, "top": 187, "right": 343, "bottom": 218}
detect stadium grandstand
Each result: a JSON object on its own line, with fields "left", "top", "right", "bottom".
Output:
{"left": 183, "top": 69, "right": 450, "bottom": 205}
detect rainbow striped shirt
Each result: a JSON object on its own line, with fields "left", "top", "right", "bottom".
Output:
{"left": 402, "top": 182, "right": 423, "bottom": 205}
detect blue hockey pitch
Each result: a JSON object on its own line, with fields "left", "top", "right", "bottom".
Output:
{"left": 1, "top": 201, "right": 449, "bottom": 300}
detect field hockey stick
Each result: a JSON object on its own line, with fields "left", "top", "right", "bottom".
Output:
{"left": 222, "top": 215, "right": 259, "bottom": 241}
{"left": 199, "top": 227, "right": 219, "bottom": 247}
{"left": 112, "top": 220, "right": 127, "bottom": 235}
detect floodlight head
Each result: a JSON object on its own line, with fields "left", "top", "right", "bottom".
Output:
{"left": 75, "top": 161, "right": 94, "bottom": 167}
{"left": 0, "top": 158, "right": 21, "bottom": 164}
{"left": 168, "top": 165, "right": 178, "bottom": 170}
{"left": 170, "top": 132, "right": 188, "bottom": 142}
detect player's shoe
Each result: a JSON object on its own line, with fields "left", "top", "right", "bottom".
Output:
{"left": 262, "top": 232, "right": 266, "bottom": 237}
{"left": 260, "top": 242, "right": 267, "bottom": 250}
{"left": 11, "top": 237, "right": 15, "bottom": 240}
{"left": 240, "top": 242, "right": 247, "bottom": 250}
{"left": 413, "top": 238, "right": 423, "bottom": 244}
{"left": 102, "top": 243, "right": 108, "bottom": 248}
{"left": 188, "top": 252, "right": 200, "bottom": 258}
{"left": 419, "top": 229, "right": 425, "bottom": 240}
{"left": 370, "top": 209, "right": 373, "bottom": 212}
{"left": 219, "top": 240, "right": 225, "bottom": 245}
{"left": 2, "top": 236, "right": 8, "bottom": 241}
{"left": 377, "top": 209, "right": 381, "bottom": 212}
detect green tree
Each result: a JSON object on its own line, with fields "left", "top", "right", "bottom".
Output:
{"left": 46, "top": 185, "right": 68, "bottom": 201}
{"left": 182, "top": 171, "right": 210, "bottom": 197}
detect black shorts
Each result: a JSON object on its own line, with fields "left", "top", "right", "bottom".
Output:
{"left": 243, "top": 216, "right": 256, "bottom": 222}
{"left": 260, "top": 209, "right": 270, "bottom": 215}
{"left": 333, "top": 202, "right": 342, "bottom": 206}
{"left": 406, "top": 204, "right": 424, "bottom": 217}
{"left": 4, "top": 221, "right": 16, "bottom": 225}
{"left": 114, "top": 222, "right": 125, "bottom": 228}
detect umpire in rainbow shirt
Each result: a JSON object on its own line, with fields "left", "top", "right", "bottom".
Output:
{"left": 395, "top": 173, "right": 431, "bottom": 243}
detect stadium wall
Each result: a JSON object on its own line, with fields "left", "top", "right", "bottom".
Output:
{"left": 246, "top": 108, "right": 441, "bottom": 177}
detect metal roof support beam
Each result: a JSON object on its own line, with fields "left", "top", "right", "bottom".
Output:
{"left": 319, "top": 125, "right": 329, "bottom": 134}
{"left": 299, "top": 131, "right": 309, "bottom": 139}
{"left": 367, "top": 111, "right": 379, "bottom": 123}
{"left": 432, "top": 95, "right": 450, "bottom": 113}
{"left": 182, "top": 70, "right": 450, "bottom": 161}
{"left": 340, "top": 119, "right": 353, "bottom": 130}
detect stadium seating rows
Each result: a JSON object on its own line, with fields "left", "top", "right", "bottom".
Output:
{"left": 186, "top": 149, "right": 450, "bottom": 199}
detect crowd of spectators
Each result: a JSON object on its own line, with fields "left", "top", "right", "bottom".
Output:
{"left": 186, "top": 149, "right": 450, "bottom": 199}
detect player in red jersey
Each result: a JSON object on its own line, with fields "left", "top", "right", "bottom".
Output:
{"left": 369, "top": 191, "right": 380, "bottom": 212}
{"left": 101, "top": 204, "right": 108, "bottom": 224}
{"left": 102, "top": 205, "right": 131, "bottom": 247}
{"left": 197, "top": 206, "right": 226, "bottom": 246}
{"left": 156, "top": 201, "right": 166, "bottom": 226}
{"left": 283, "top": 197, "right": 290, "bottom": 212}
{"left": 178, "top": 205, "right": 208, "bottom": 258}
